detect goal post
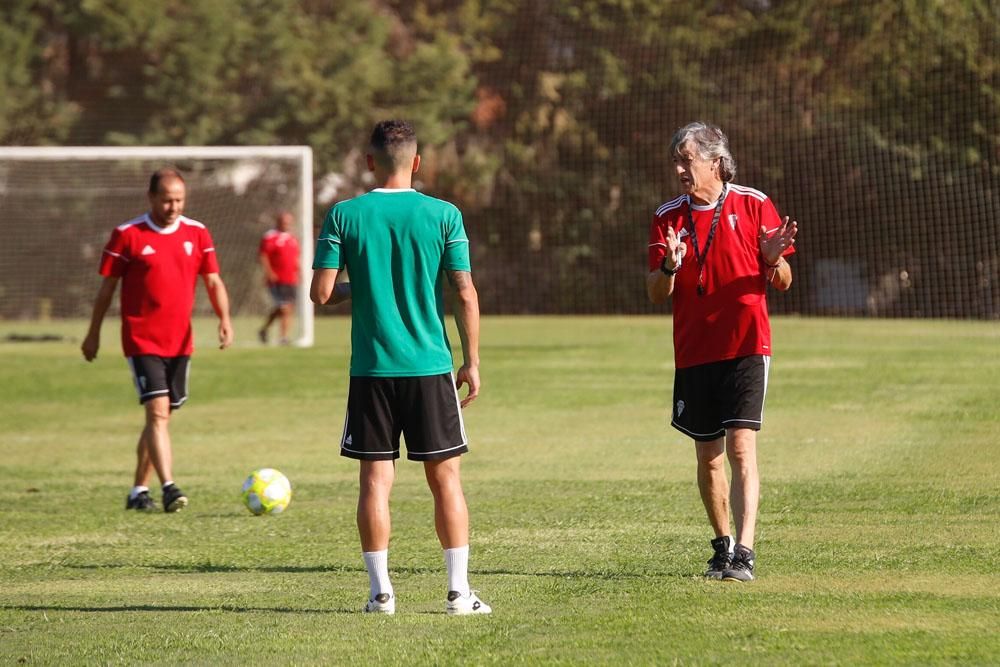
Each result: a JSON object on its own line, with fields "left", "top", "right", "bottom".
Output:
{"left": 0, "top": 145, "right": 314, "bottom": 347}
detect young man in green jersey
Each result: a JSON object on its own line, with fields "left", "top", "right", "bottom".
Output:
{"left": 311, "top": 120, "right": 490, "bottom": 615}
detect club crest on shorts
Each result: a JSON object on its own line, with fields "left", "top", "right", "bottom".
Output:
{"left": 183, "top": 241, "right": 194, "bottom": 256}
{"left": 676, "top": 400, "right": 685, "bottom": 417}
{"left": 728, "top": 214, "right": 738, "bottom": 230}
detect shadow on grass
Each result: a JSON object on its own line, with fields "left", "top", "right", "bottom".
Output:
{"left": 2, "top": 603, "right": 477, "bottom": 617}
{"left": 64, "top": 562, "right": 692, "bottom": 580}
{"left": 0, "top": 603, "right": 355, "bottom": 614}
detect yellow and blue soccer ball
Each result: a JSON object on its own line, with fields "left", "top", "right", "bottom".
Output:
{"left": 241, "top": 468, "right": 292, "bottom": 515}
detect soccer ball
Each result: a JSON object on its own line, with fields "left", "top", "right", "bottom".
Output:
{"left": 241, "top": 468, "right": 292, "bottom": 515}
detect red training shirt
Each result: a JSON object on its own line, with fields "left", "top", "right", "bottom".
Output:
{"left": 99, "top": 214, "right": 220, "bottom": 357}
{"left": 648, "top": 184, "right": 795, "bottom": 369}
{"left": 259, "top": 229, "right": 300, "bottom": 286}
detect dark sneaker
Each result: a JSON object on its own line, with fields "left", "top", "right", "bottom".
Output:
{"left": 722, "top": 544, "right": 756, "bottom": 582}
{"left": 705, "top": 535, "right": 735, "bottom": 579}
{"left": 162, "top": 484, "right": 188, "bottom": 513}
{"left": 258, "top": 328, "right": 268, "bottom": 344}
{"left": 125, "top": 490, "right": 157, "bottom": 512}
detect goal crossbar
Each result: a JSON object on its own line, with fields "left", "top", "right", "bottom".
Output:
{"left": 0, "top": 145, "right": 315, "bottom": 347}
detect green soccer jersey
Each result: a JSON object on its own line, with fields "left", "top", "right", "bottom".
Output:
{"left": 313, "top": 188, "right": 472, "bottom": 377}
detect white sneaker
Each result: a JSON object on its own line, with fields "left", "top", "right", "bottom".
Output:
{"left": 363, "top": 593, "right": 395, "bottom": 614}
{"left": 446, "top": 590, "right": 491, "bottom": 615}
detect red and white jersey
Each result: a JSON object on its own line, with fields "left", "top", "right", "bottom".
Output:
{"left": 99, "top": 214, "right": 220, "bottom": 357}
{"left": 259, "top": 229, "right": 300, "bottom": 285}
{"left": 648, "top": 184, "right": 795, "bottom": 369}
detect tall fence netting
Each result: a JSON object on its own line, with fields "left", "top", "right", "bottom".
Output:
{"left": 1, "top": 3, "right": 997, "bottom": 320}
{"left": 455, "top": 4, "right": 1000, "bottom": 318}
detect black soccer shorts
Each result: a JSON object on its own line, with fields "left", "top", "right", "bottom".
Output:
{"left": 127, "top": 355, "right": 191, "bottom": 410}
{"left": 670, "top": 354, "right": 769, "bottom": 442}
{"left": 340, "top": 373, "right": 469, "bottom": 461}
{"left": 268, "top": 283, "right": 297, "bottom": 306}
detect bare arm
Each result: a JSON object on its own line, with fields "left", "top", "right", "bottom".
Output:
{"left": 448, "top": 270, "right": 480, "bottom": 408}
{"left": 202, "top": 272, "right": 234, "bottom": 349}
{"left": 259, "top": 252, "right": 277, "bottom": 284}
{"left": 760, "top": 216, "right": 797, "bottom": 292}
{"left": 81, "top": 275, "right": 120, "bottom": 361}
{"left": 647, "top": 269, "right": 675, "bottom": 304}
{"left": 647, "top": 226, "right": 686, "bottom": 304}
{"left": 310, "top": 267, "right": 340, "bottom": 305}
{"left": 765, "top": 257, "right": 793, "bottom": 291}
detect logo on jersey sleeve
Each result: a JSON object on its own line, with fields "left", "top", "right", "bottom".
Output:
{"left": 141, "top": 245, "right": 156, "bottom": 256}
{"left": 184, "top": 241, "right": 193, "bottom": 256}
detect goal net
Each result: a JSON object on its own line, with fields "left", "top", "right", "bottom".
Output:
{"left": 0, "top": 146, "right": 314, "bottom": 346}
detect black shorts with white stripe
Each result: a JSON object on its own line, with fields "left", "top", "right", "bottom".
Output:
{"left": 670, "top": 355, "right": 769, "bottom": 442}
{"left": 127, "top": 355, "right": 191, "bottom": 410}
{"left": 340, "top": 373, "right": 469, "bottom": 461}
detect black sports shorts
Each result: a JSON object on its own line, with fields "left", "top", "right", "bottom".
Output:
{"left": 268, "top": 283, "right": 297, "bottom": 306}
{"left": 670, "top": 354, "right": 769, "bottom": 442}
{"left": 340, "top": 373, "right": 469, "bottom": 461}
{"left": 127, "top": 355, "right": 191, "bottom": 410}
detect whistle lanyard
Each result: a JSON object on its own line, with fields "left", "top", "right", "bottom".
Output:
{"left": 684, "top": 184, "right": 727, "bottom": 296}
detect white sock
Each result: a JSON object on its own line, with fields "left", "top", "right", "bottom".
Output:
{"left": 362, "top": 550, "right": 393, "bottom": 599}
{"left": 444, "top": 545, "right": 470, "bottom": 596}
{"left": 162, "top": 481, "right": 175, "bottom": 490}
{"left": 129, "top": 486, "right": 148, "bottom": 500}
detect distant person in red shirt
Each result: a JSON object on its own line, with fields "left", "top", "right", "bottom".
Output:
{"left": 257, "top": 211, "right": 300, "bottom": 346}
{"left": 82, "top": 169, "right": 234, "bottom": 513}
{"left": 647, "top": 122, "right": 798, "bottom": 582}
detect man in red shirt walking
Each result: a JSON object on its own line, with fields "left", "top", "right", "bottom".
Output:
{"left": 647, "top": 122, "right": 798, "bottom": 582}
{"left": 82, "top": 169, "right": 234, "bottom": 513}
{"left": 257, "top": 211, "right": 300, "bottom": 346}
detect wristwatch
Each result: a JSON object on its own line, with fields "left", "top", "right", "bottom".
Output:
{"left": 660, "top": 256, "right": 681, "bottom": 276}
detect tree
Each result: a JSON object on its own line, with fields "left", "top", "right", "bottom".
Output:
{"left": 1, "top": 0, "right": 476, "bottom": 190}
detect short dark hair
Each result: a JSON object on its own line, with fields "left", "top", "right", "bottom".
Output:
{"left": 148, "top": 168, "right": 185, "bottom": 195}
{"left": 369, "top": 120, "right": 417, "bottom": 170}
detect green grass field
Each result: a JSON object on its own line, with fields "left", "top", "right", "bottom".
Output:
{"left": 1, "top": 316, "right": 998, "bottom": 665}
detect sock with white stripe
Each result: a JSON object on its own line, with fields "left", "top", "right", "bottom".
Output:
{"left": 129, "top": 486, "right": 149, "bottom": 500}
